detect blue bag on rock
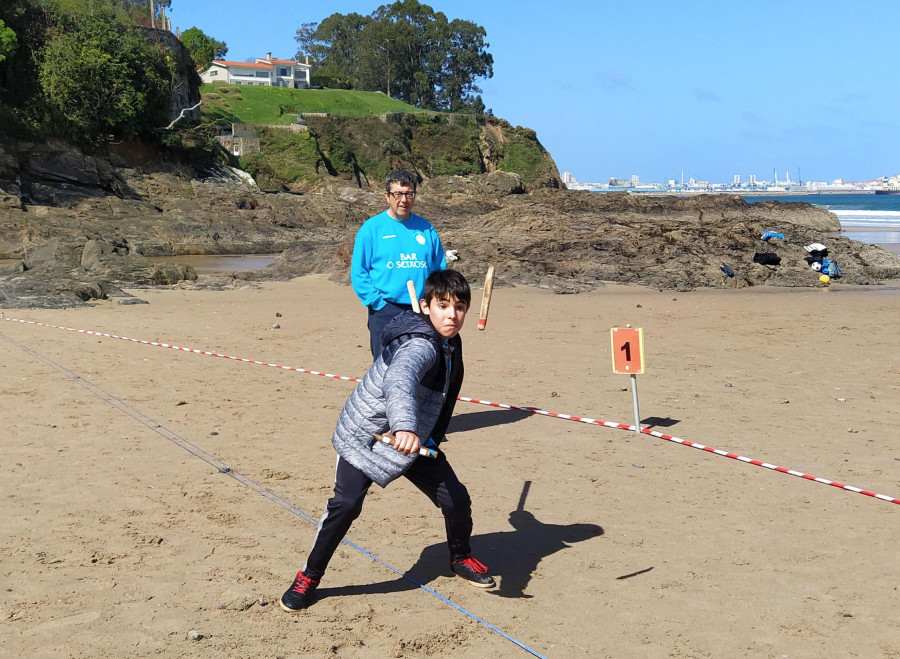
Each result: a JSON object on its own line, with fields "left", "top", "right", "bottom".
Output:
{"left": 821, "top": 259, "right": 842, "bottom": 278}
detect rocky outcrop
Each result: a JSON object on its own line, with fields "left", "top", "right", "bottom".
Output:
{"left": 434, "top": 190, "right": 895, "bottom": 292}
{"left": 258, "top": 112, "right": 563, "bottom": 191}
{"left": 0, "top": 232, "right": 197, "bottom": 309}
{"left": 0, "top": 142, "right": 898, "bottom": 308}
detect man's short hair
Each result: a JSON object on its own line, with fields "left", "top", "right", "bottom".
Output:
{"left": 423, "top": 269, "right": 470, "bottom": 308}
{"left": 385, "top": 169, "right": 418, "bottom": 192}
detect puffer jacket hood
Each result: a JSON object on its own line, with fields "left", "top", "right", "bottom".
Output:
{"left": 380, "top": 309, "right": 441, "bottom": 349}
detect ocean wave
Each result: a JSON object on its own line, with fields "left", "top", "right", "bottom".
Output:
{"left": 830, "top": 210, "right": 900, "bottom": 228}
{"left": 830, "top": 209, "right": 900, "bottom": 218}
{"left": 837, "top": 220, "right": 900, "bottom": 228}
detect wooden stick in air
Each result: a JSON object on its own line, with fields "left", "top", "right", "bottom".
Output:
{"left": 477, "top": 265, "right": 495, "bottom": 331}
{"left": 373, "top": 433, "right": 437, "bottom": 458}
{"left": 406, "top": 280, "right": 421, "bottom": 313}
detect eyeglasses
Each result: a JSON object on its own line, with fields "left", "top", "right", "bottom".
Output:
{"left": 387, "top": 191, "right": 416, "bottom": 200}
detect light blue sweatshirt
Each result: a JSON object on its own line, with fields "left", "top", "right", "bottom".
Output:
{"left": 351, "top": 210, "right": 447, "bottom": 310}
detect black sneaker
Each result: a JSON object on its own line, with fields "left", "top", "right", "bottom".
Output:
{"left": 450, "top": 556, "right": 496, "bottom": 588}
{"left": 280, "top": 571, "right": 320, "bottom": 611}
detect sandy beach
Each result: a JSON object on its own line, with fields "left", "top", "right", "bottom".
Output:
{"left": 839, "top": 226, "right": 900, "bottom": 256}
{"left": 1, "top": 276, "right": 898, "bottom": 658}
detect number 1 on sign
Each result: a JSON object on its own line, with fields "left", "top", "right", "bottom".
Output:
{"left": 611, "top": 327, "right": 645, "bottom": 374}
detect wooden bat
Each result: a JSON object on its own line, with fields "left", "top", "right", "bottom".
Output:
{"left": 406, "top": 280, "right": 421, "bottom": 313}
{"left": 373, "top": 433, "right": 437, "bottom": 458}
{"left": 477, "top": 265, "right": 495, "bottom": 331}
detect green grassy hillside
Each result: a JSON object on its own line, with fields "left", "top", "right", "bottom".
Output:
{"left": 197, "top": 85, "right": 560, "bottom": 190}
{"left": 200, "top": 84, "right": 427, "bottom": 124}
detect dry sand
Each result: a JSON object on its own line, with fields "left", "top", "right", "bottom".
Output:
{"left": 1, "top": 276, "right": 898, "bottom": 658}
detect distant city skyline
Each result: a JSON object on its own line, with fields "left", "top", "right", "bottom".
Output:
{"left": 170, "top": 1, "right": 900, "bottom": 184}
{"left": 561, "top": 170, "right": 891, "bottom": 187}
{"left": 561, "top": 170, "right": 900, "bottom": 195}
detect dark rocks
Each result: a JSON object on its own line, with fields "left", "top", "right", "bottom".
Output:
{"left": 0, "top": 235, "right": 196, "bottom": 308}
{"left": 420, "top": 172, "right": 526, "bottom": 198}
{"left": 0, "top": 140, "right": 898, "bottom": 309}
{"left": 0, "top": 187, "right": 23, "bottom": 211}
{"left": 26, "top": 237, "right": 83, "bottom": 268}
{"left": 146, "top": 262, "right": 198, "bottom": 286}
{"left": 9, "top": 140, "right": 121, "bottom": 190}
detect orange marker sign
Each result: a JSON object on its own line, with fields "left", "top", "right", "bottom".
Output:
{"left": 611, "top": 327, "right": 645, "bottom": 374}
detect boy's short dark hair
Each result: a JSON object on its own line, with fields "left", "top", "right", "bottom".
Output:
{"left": 423, "top": 269, "right": 470, "bottom": 308}
{"left": 385, "top": 169, "right": 418, "bottom": 192}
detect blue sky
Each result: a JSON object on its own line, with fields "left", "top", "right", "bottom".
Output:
{"left": 170, "top": 1, "right": 898, "bottom": 185}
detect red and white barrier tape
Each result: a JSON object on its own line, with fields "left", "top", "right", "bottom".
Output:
{"left": 457, "top": 397, "right": 899, "bottom": 505}
{"left": 0, "top": 314, "right": 361, "bottom": 383}
{"left": 3, "top": 313, "right": 898, "bottom": 506}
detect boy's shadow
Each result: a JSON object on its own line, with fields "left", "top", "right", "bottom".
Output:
{"left": 318, "top": 481, "right": 603, "bottom": 601}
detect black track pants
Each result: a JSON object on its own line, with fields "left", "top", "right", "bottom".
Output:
{"left": 303, "top": 451, "right": 473, "bottom": 580}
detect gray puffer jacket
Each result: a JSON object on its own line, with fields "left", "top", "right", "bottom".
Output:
{"left": 332, "top": 310, "right": 463, "bottom": 487}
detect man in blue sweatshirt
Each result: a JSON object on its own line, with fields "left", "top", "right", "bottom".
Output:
{"left": 351, "top": 169, "right": 447, "bottom": 358}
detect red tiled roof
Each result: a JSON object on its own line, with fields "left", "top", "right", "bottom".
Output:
{"left": 255, "top": 57, "right": 307, "bottom": 66}
{"left": 212, "top": 60, "right": 274, "bottom": 69}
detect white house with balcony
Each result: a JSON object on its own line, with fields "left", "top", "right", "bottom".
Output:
{"left": 200, "top": 52, "right": 311, "bottom": 89}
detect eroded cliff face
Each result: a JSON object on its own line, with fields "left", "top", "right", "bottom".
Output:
{"left": 0, "top": 142, "right": 898, "bottom": 308}
{"left": 257, "top": 113, "right": 563, "bottom": 192}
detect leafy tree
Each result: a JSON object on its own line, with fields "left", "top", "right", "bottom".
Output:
{"left": 0, "top": 20, "right": 18, "bottom": 64}
{"left": 49, "top": 0, "right": 173, "bottom": 27}
{"left": 370, "top": 1, "right": 438, "bottom": 107}
{"left": 438, "top": 18, "right": 491, "bottom": 111}
{"left": 355, "top": 16, "right": 397, "bottom": 95}
{"left": 39, "top": 9, "right": 173, "bottom": 145}
{"left": 0, "top": 0, "right": 51, "bottom": 137}
{"left": 310, "top": 13, "right": 370, "bottom": 83}
{"left": 295, "top": 1, "right": 492, "bottom": 111}
{"left": 180, "top": 26, "right": 226, "bottom": 70}
{"left": 1, "top": 0, "right": 197, "bottom": 141}
{"left": 295, "top": 21, "right": 327, "bottom": 66}
{"left": 299, "top": 16, "right": 358, "bottom": 89}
